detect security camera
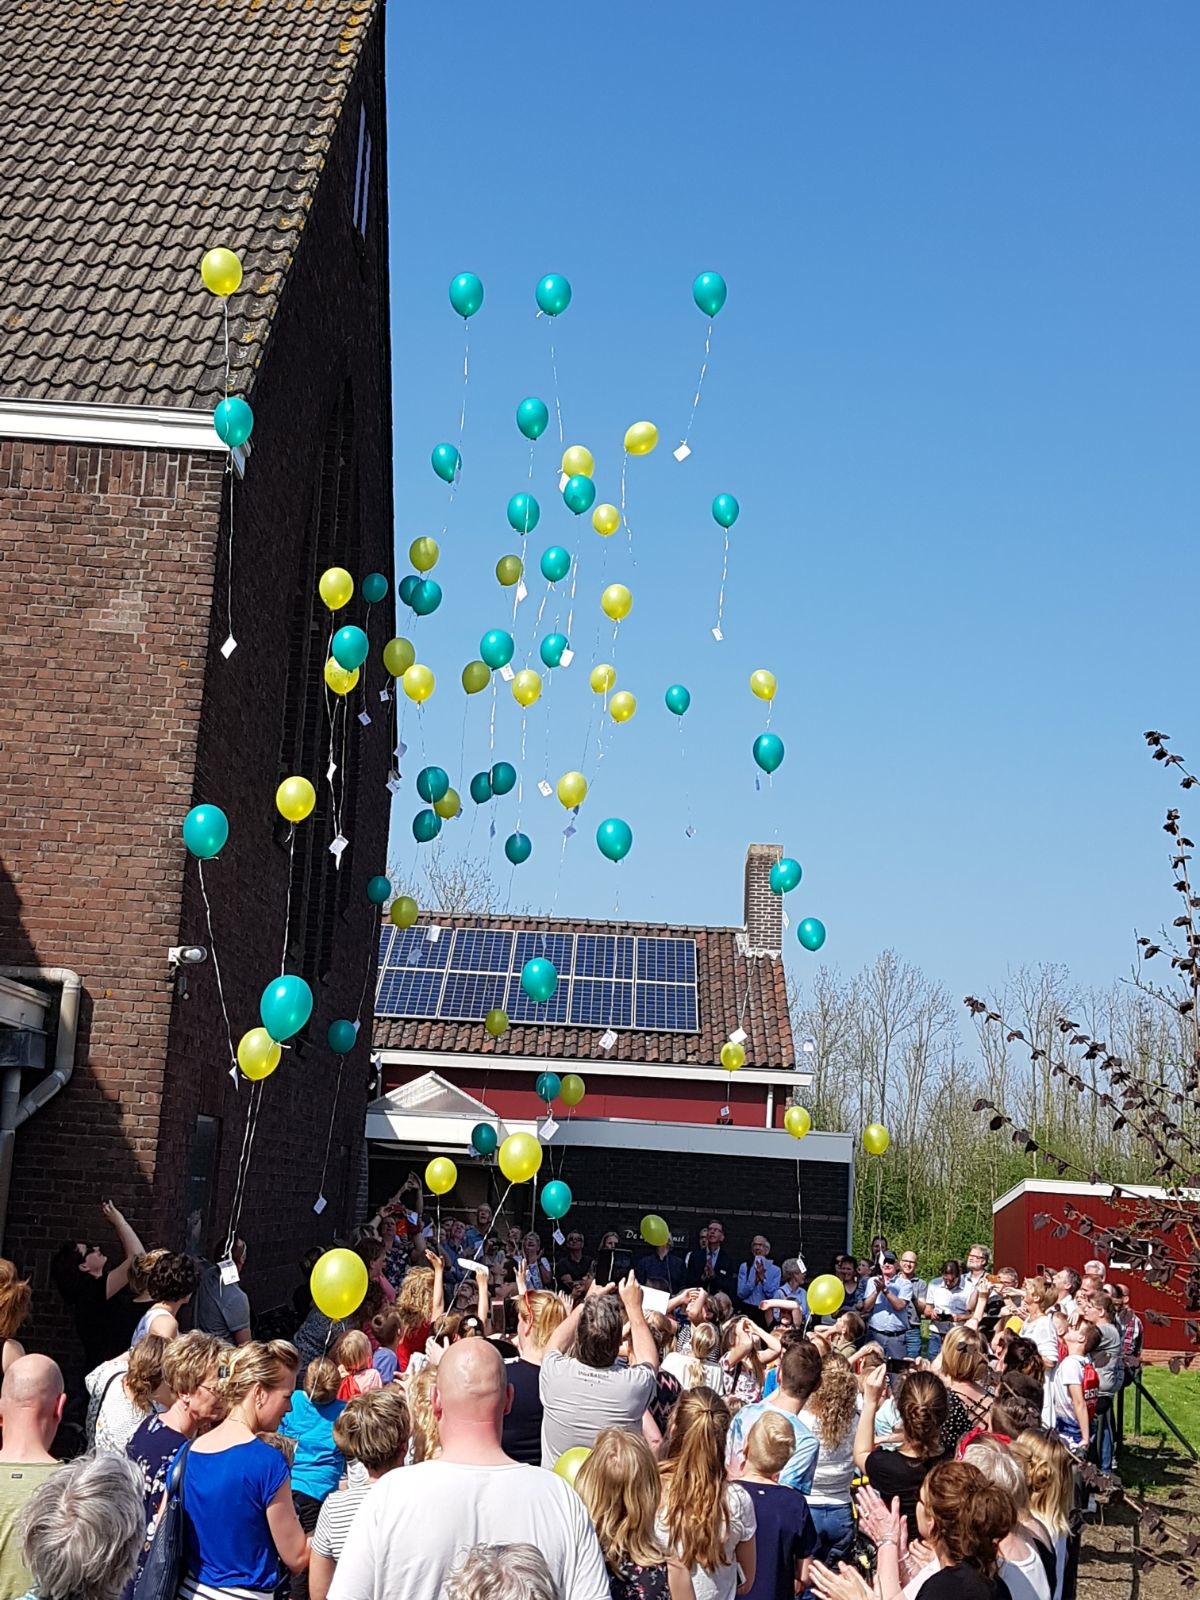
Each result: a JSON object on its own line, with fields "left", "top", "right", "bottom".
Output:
{"left": 168, "top": 946, "right": 208, "bottom": 967}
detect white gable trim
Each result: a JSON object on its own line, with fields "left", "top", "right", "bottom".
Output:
{"left": 0, "top": 398, "right": 248, "bottom": 469}
{"left": 375, "top": 1048, "right": 811, "bottom": 1091}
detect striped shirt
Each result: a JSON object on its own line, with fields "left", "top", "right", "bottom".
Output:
{"left": 313, "top": 1479, "right": 373, "bottom": 1561}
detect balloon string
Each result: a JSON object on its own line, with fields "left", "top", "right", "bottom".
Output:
{"left": 221, "top": 1075, "right": 261, "bottom": 1259}
{"left": 681, "top": 320, "right": 713, "bottom": 451}
{"left": 456, "top": 694, "right": 469, "bottom": 789}
{"left": 488, "top": 679, "right": 496, "bottom": 753}
{"left": 528, "top": 441, "right": 535, "bottom": 482}
{"left": 316, "top": 1060, "right": 346, "bottom": 1205}
{"left": 197, "top": 859, "right": 237, "bottom": 1078}
{"left": 620, "top": 454, "right": 631, "bottom": 560}
{"left": 225, "top": 456, "right": 236, "bottom": 648}
{"left": 357, "top": 901, "right": 379, "bottom": 1022}
{"left": 335, "top": 697, "right": 350, "bottom": 852}
{"left": 458, "top": 322, "right": 470, "bottom": 445}
{"left": 280, "top": 832, "right": 295, "bottom": 975}
{"left": 323, "top": 620, "right": 337, "bottom": 833}
{"left": 228, "top": 1077, "right": 266, "bottom": 1253}
{"left": 679, "top": 720, "right": 694, "bottom": 837}
{"left": 548, "top": 323, "right": 563, "bottom": 444}
{"left": 713, "top": 530, "right": 730, "bottom": 638}
{"left": 223, "top": 300, "right": 230, "bottom": 398}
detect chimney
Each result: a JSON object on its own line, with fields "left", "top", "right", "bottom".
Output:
{"left": 743, "top": 843, "right": 784, "bottom": 956}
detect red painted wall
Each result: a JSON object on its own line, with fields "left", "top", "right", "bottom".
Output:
{"left": 993, "top": 1188, "right": 1191, "bottom": 1353}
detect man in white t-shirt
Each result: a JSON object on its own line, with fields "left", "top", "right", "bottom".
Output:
{"left": 328, "top": 1340, "right": 609, "bottom": 1600}
{"left": 921, "top": 1259, "right": 970, "bottom": 1358}
{"left": 539, "top": 1272, "right": 659, "bottom": 1467}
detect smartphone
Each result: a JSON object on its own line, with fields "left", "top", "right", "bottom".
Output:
{"left": 886, "top": 1357, "right": 917, "bottom": 1374}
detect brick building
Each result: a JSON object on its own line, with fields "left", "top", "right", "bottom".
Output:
{"left": 369, "top": 845, "right": 855, "bottom": 1272}
{"left": 0, "top": 0, "right": 392, "bottom": 1357}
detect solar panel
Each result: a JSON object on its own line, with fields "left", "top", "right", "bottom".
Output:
{"left": 375, "top": 925, "right": 699, "bottom": 1034}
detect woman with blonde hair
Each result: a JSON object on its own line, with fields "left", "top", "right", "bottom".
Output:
{"left": 937, "top": 1326, "right": 994, "bottom": 1448}
{"left": 1012, "top": 1429, "right": 1074, "bottom": 1600}
{"left": 575, "top": 1427, "right": 693, "bottom": 1599}
{"left": 406, "top": 1363, "right": 440, "bottom": 1463}
{"left": 799, "top": 1353, "right": 859, "bottom": 1576}
{"left": 0, "top": 1258, "right": 32, "bottom": 1373}
{"left": 94, "top": 1332, "right": 171, "bottom": 1454}
{"left": 963, "top": 1437, "right": 1054, "bottom": 1600}
{"left": 503, "top": 1282, "right": 568, "bottom": 1465}
{"left": 125, "top": 1331, "right": 224, "bottom": 1555}
{"left": 179, "top": 1340, "right": 310, "bottom": 1598}
{"left": 657, "top": 1387, "right": 756, "bottom": 1600}
{"left": 663, "top": 1323, "right": 723, "bottom": 1393}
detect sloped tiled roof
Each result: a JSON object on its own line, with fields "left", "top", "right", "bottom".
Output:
{"left": 372, "top": 912, "right": 796, "bottom": 1069}
{"left": 0, "top": 0, "right": 378, "bottom": 407}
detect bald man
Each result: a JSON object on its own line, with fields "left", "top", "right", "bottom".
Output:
{"left": 0, "top": 1355, "right": 65, "bottom": 1598}
{"left": 329, "top": 1340, "right": 608, "bottom": 1600}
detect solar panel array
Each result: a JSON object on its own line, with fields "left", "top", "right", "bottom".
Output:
{"left": 376, "top": 925, "right": 699, "bottom": 1033}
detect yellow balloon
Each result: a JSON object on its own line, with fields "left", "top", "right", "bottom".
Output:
{"left": 560, "top": 1073, "right": 586, "bottom": 1108}
{"left": 609, "top": 690, "right": 637, "bottom": 724}
{"left": 402, "top": 663, "right": 435, "bottom": 703}
{"left": 425, "top": 1156, "right": 458, "bottom": 1195}
{"left": 589, "top": 663, "right": 616, "bottom": 694}
{"left": 318, "top": 566, "right": 354, "bottom": 611}
{"left": 863, "top": 1123, "right": 891, "bottom": 1157}
{"left": 200, "top": 247, "right": 243, "bottom": 298}
{"left": 275, "top": 776, "right": 316, "bottom": 824}
{"left": 237, "top": 1027, "right": 281, "bottom": 1081}
{"left": 410, "top": 536, "right": 439, "bottom": 572}
{"left": 512, "top": 668, "right": 542, "bottom": 708}
{"left": 310, "top": 1248, "right": 368, "bottom": 1320}
{"left": 389, "top": 894, "right": 419, "bottom": 928}
{"left": 601, "top": 584, "right": 632, "bottom": 622}
{"left": 557, "top": 771, "right": 588, "bottom": 809}
{"left": 623, "top": 420, "right": 658, "bottom": 456}
{"left": 561, "top": 444, "right": 595, "bottom": 478}
{"left": 784, "top": 1105, "right": 812, "bottom": 1140}
{"left": 592, "top": 503, "right": 620, "bottom": 537}
{"left": 498, "top": 1131, "right": 543, "bottom": 1184}
{"left": 807, "top": 1274, "right": 846, "bottom": 1318}
{"left": 553, "top": 1447, "right": 591, "bottom": 1484}
{"left": 383, "top": 637, "right": 415, "bottom": 677}
{"left": 434, "top": 787, "right": 461, "bottom": 820}
{"left": 720, "top": 1041, "right": 746, "bottom": 1072}
{"left": 324, "top": 658, "right": 359, "bottom": 696}
{"left": 750, "top": 669, "right": 778, "bottom": 702}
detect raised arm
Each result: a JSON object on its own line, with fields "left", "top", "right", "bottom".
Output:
{"left": 620, "top": 1271, "right": 659, "bottom": 1369}
{"left": 424, "top": 1249, "right": 446, "bottom": 1320}
{"left": 101, "top": 1201, "right": 146, "bottom": 1299}
{"left": 853, "top": 1363, "right": 887, "bottom": 1470}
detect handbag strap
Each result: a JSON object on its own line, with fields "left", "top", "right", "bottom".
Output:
{"left": 166, "top": 1438, "right": 194, "bottom": 1497}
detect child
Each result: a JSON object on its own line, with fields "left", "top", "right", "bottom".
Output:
{"left": 371, "top": 1310, "right": 402, "bottom": 1384}
{"left": 393, "top": 1252, "right": 445, "bottom": 1374}
{"left": 335, "top": 1330, "right": 383, "bottom": 1400}
{"left": 575, "top": 1426, "right": 685, "bottom": 1599}
{"left": 405, "top": 1365, "right": 440, "bottom": 1463}
{"left": 1013, "top": 1427, "right": 1075, "bottom": 1600}
{"left": 309, "top": 1389, "right": 410, "bottom": 1600}
{"left": 737, "top": 1410, "right": 816, "bottom": 1600}
{"left": 278, "top": 1355, "right": 346, "bottom": 1598}
{"left": 663, "top": 1321, "right": 724, "bottom": 1393}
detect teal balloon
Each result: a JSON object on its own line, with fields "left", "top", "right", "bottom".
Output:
{"left": 182, "top": 804, "right": 228, "bottom": 860}
{"left": 665, "top": 684, "right": 691, "bottom": 717}
{"left": 362, "top": 572, "right": 389, "bottom": 604}
{"left": 366, "top": 875, "right": 392, "bottom": 905}
{"left": 535, "top": 273, "right": 572, "bottom": 316}
{"left": 398, "top": 574, "right": 419, "bottom": 606}
{"left": 753, "top": 733, "right": 785, "bottom": 774}
{"left": 410, "top": 578, "right": 442, "bottom": 616}
{"left": 413, "top": 808, "right": 442, "bottom": 843}
{"left": 480, "top": 629, "right": 514, "bottom": 670}
{"left": 507, "top": 493, "right": 541, "bottom": 534}
{"left": 449, "top": 272, "right": 484, "bottom": 318}
{"left": 540, "top": 632, "right": 568, "bottom": 669}
{"left": 562, "top": 475, "right": 596, "bottom": 515}
{"left": 327, "top": 1019, "right": 357, "bottom": 1054}
{"left": 213, "top": 397, "right": 254, "bottom": 447}
{"left": 798, "top": 917, "right": 827, "bottom": 952}
{"left": 260, "top": 974, "right": 313, "bottom": 1041}
{"left": 692, "top": 271, "right": 728, "bottom": 318}
{"left": 517, "top": 398, "right": 550, "bottom": 441}
{"left": 535, "top": 1071, "right": 562, "bottom": 1103}
{"left": 712, "top": 493, "right": 740, "bottom": 529}
{"left": 505, "top": 831, "right": 532, "bottom": 865}
{"left": 469, "top": 771, "right": 493, "bottom": 805}
{"left": 431, "top": 443, "right": 461, "bottom": 484}
{"left": 596, "top": 817, "right": 633, "bottom": 863}
{"left": 490, "top": 761, "right": 516, "bottom": 797}
{"left": 521, "top": 957, "right": 558, "bottom": 1002}
{"left": 332, "top": 625, "right": 370, "bottom": 671}
{"left": 540, "top": 1179, "right": 572, "bottom": 1220}
{"left": 416, "top": 766, "right": 450, "bottom": 804}
{"left": 471, "top": 1122, "right": 499, "bottom": 1156}
{"left": 769, "top": 858, "right": 802, "bottom": 895}
{"left": 540, "top": 546, "right": 571, "bottom": 583}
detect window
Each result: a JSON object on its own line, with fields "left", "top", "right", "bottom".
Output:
{"left": 182, "top": 1115, "right": 221, "bottom": 1256}
{"left": 352, "top": 105, "right": 372, "bottom": 237}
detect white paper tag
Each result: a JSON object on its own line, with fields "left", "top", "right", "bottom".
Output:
{"left": 228, "top": 1062, "right": 238, "bottom": 1083}
{"left": 537, "top": 780, "right": 553, "bottom": 798}
{"left": 386, "top": 776, "right": 402, "bottom": 795}
{"left": 329, "top": 834, "right": 348, "bottom": 864}
{"left": 540, "top": 1116, "right": 559, "bottom": 1140}
{"left": 327, "top": 757, "right": 338, "bottom": 781}
{"left": 458, "top": 1257, "right": 488, "bottom": 1276}
{"left": 730, "top": 1027, "right": 748, "bottom": 1045}
{"left": 719, "top": 1103, "right": 730, "bottom": 1118}
{"left": 711, "top": 625, "right": 723, "bottom": 642}
{"left": 562, "top": 823, "right": 576, "bottom": 839}
{"left": 357, "top": 711, "right": 372, "bottom": 727}
{"left": 642, "top": 1287, "right": 671, "bottom": 1315}
{"left": 427, "top": 925, "right": 442, "bottom": 941}
{"left": 599, "top": 1029, "right": 617, "bottom": 1051}
{"left": 219, "top": 1257, "right": 240, "bottom": 1285}
{"left": 673, "top": 443, "right": 692, "bottom": 462}
{"left": 499, "top": 664, "right": 515, "bottom": 682}
{"left": 221, "top": 634, "right": 238, "bottom": 658}
{"left": 395, "top": 739, "right": 408, "bottom": 759}
{"left": 515, "top": 580, "right": 528, "bottom": 602}
{"left": 379, "top": 688, "right": 391, "bottom": 703}
{"left": 549, "top": 1228, "right": 565, "bottom": 1247}
{"left": 313, "top": 1194, "right": 328, "bottom": 1215}
{"left": 352, "top": 1019, "right": 361, "bottom": 1034}
{"left": 782, "top": 911, "right": 790, "bottom": 930}
{"left": 559, "top": 648, "right": 575, "bottom": 667}
{"left": 558, "top": 472, "right": 570, "bottom": 492}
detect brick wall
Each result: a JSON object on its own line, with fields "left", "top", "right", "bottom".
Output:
{"left": 0, "top": 18, "right": 393, "bottom": 1354}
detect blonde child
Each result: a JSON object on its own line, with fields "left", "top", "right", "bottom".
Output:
{"left": 335, "top": 1330, "right": 382, "bottom": 1400}
{"left": 575, "top": 1427, "right": 691, "bottom": 1600}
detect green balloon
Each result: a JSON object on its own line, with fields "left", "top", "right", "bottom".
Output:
{"left": 496, "top": 554, "right": 524, "bottom": 587}
{"left": 469, "top": 771, "right": 493, "bottom": 805}
{"left": 539, "top": 546, "right": 571, "bottom": 584}
{"left": 521, "top": 957, "right": 559, "bottom": 1002}
{"left": 449, "top": 272, "right": 484, "bottom": 318}
{"left": 798, "top": 917, "right": 826, "bottom": 952}
{"left": 517, "top": 398, "right": 549, "bottom": 441}
{"left": 362, "top": 572, "right": 388, "bottom": 604}
{"left": 490, "top": 761, "right": 516, "bottom": 796}
{"left": 431, "top": 443, "right": 461, "bottom": 484}
{"left": 383, "top": 637, "right": 415, "bottom": 677}
{"left": 596, "top": 818, "right": 633, "bottom": 863}
{"left": 692, "top": 271, "right": 727, "bottom": 318}
{"left": 412, "top": 808, "right": 442, "bottom": 843}
{"left": 753, "top": 733, "right": 785, "bottom": 774}
{"left": 535, "top": 274, "right": 572, "bottom": 317}
{"left": 480, "top": 630, "right": 514, "bottom": 670}
{"left": 507, "top": 494, "right": 540, "bottom": 534}
{"left": 562, "top": 475, "right": 596, "bottom": 516}
{"left": 665, "top": 684, "right": 691, "bottom": 717}
{"left": 712, "top": 493, "right": 740, "bottom": 529}
{"left": 462, "top": 660, "right": 490, "bottom": 695}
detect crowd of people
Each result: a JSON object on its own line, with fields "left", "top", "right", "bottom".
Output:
{"left": 0, "top": 1185, "right": 1151, "bottom": 1600}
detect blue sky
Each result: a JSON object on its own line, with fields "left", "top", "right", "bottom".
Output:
{"left": 382, "top": 4, "right": 1198, "bottom": 1006}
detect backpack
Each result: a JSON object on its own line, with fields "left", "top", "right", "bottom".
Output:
{"left": 132, "top": 1439, "right": 192, "bottom": 1600}
{"left": 1080, "top": 1360, "right": 1100, "bottom": 1420}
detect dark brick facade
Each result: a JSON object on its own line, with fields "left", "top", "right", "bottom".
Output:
{"left": 0, "top": 21, "right": 392, "bottom": 1362}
